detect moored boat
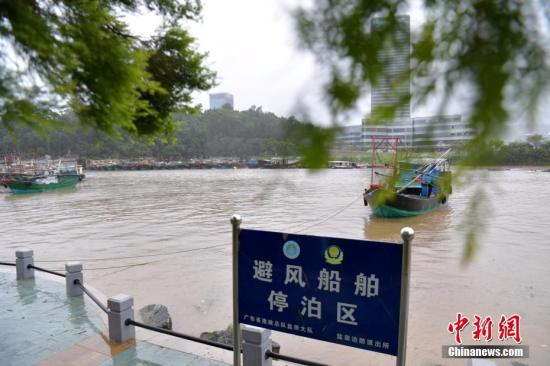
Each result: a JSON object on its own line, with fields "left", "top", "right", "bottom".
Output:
{"left": 329, "top": 160, "right": 357, "bottom": 169}
{"left": 363, "top": 141, "right": 452, "bottom": 218}
{"left": 1, "top": 156, "right": 84, "bottom": 194}
{"left": 3, "top": 172, "right": 81, "bottom": 194}
{"left": 257, "top": 157, "right": 300, "bottom": 169}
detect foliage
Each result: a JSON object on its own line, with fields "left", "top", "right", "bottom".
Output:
{"left": 294, "top": 0, "right": 550, "bottom": 261}
{"left": 286, "top": 120, "right": 339, "bottom": 169}
{"left": 0, "top": 0, "right": 215, "bottom": 137}
{"left": 0, "top": 108, "right": 302, "bottom": 159}
{"left": 484, "top": 138, "right": 550, "bottom": 166}
{"left": 294, "top": 0, "right": 550, "bottom": 164}
{"left": 526, "top": 134, "right": 545, "bottom": 148}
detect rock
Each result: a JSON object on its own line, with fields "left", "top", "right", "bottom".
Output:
{"left": 200, "top": 325, "right": 234, "bottom": 345}
{"left": 200, "top": 324, "right": 281, "bottom": 353}
{"left": 139, "top": 304, "right": 172, "bottom": 330}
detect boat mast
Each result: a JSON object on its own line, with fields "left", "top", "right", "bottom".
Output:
{"left": 370, "top": 136, "right": 401, "bottom": 185}
{"left": 392, "top": 137, "right": 399, "bottom": 178}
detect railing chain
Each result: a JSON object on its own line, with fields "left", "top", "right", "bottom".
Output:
{"left": 126, "top": 319, "right": 235, "bottom": 351}
{"left": 74, "top": 279, "right": 109, "bottom": 314}
{"left": 265, "top": 350, "right": 331, "bottom": 366}
{"left": 2, "top": 260, "right": 332, "bottom": 366}
{"left": 27, "top": 264, "right": 66, "bottom": 278}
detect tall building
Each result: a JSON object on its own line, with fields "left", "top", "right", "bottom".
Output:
{"left": 209, "top": 93, "right": 234, "bottom": 110}
{"left": 371, "top": 15, "right": 411, "bottom": 120}
{"left": 334, "top": 15, "right": 472, "bottom": 150}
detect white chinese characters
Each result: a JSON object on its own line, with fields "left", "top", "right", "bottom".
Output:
{"left": 267, "top": 290, "right": 288, "bottom": 312}
{"left": 253, "top": 260, "right": 273, "bottom": 283}
{"left": 252, "top": 258, "right": 383, "bottom": 329}
{"left": 317, "top": 269, "right": 341, "bottom": 293}
{"left": 300, "top": 296, "right": 322, "bottom": 319}
{"left": 284, "top": 265, "right": 306, "bottom": 287}
{"left": 354, "top": 273, "right": 379, "bottom": 298}
{"left": 337, "top": 302, "right": 358, "bottom": 325}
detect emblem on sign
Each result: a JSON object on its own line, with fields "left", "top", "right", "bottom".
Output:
{"left": 283, "top": 240, "right": 300, "bottom": 259}
{"left": 324, "top": 245, "right": 343, "bottom": 265}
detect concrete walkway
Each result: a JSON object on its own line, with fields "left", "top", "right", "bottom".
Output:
{"left": 0, "top": 270, "right": 230, "bottom": 366}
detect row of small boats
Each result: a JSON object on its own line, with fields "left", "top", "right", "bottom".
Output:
{"left": 2, "top": 148, "right": 453, "bottom": 218}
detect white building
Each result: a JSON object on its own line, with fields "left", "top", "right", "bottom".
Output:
{"left": 209, "top": 93, "right": 234, "bottom": 110}
{"left": 335, "top": 115, "right": 472, "bottom": 150}
{"left": 336, "top": 125, "right": 363, "bottom": 147}
{"left": 361, "top": 115, "right": 472, "bottom": 149}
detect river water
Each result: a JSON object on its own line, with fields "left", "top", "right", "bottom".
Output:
{"left": 1, "top": 169, "right": 549, "bottom": 365}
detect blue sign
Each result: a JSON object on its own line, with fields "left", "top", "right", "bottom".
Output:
{"left": 238, "top": 229, "right": 403, "bottom": 356}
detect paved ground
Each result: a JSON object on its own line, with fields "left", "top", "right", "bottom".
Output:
{"left": 0, "top": 270, "right": 230, "bottom": 366}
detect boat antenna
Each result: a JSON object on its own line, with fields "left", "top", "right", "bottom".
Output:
{"left": 396, "top": 148, "right": 452, "bottom": 194}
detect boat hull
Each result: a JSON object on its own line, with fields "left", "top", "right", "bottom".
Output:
{"left": 365, "top": 189, "right": 448, "bottom": 218}
{"left": 5, "top": 175, "right": 80, "bottom": 194}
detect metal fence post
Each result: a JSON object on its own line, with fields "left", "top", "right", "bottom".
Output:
{"left": 231, "top": 214, "right": 242, "bottom": 366}
{"left": 65, "top": 261, "right": 83, "bottom": 297}
{"left": 242, "top": 325, "right": 272, "bottom": 366}
{"left": 15, "top": 249, "right": 34, "bottom": 280}
{"left": 108, "top": 294, "right": 135, "bottom": 343}
{"left": 396, "top": 227, "right": 414, "bottom": 366}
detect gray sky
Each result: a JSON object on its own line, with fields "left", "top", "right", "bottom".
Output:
{"left": 127, "top": 0, "right": 550, "bottom": 137}
{"left": 187, "top": 0, "right": 428, "bottom": 124}
{"left": 189, "top": 0, "right": 337, "bottom": 122}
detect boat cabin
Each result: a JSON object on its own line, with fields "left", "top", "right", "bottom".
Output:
{"left": 329, "top": 161, "right": 356, "bottom": 169}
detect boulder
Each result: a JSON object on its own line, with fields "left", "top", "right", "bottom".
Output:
{"left": 139, "top": 304, "right": 172, "bottom": 330}
{"left": 200, "top": 325, "right": 234, "bottom": 345}
{"left": 200, "top": 325, "right": 280, "bottom": 354}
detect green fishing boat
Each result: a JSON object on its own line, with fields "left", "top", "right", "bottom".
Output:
{"left": 3, "top": 173, "right": 82, "bottom": 194}
{"left": 363, "top": 137, "right": 452, "bottom": 218}
{"left": 1, "top": 156, "right": 84, "bottom": 194}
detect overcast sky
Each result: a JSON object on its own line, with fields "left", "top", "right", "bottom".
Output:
{"left": 128, "top": 0, "right": 431, "bottom": 124}
{"left": 127, "top": 0, "right": 550, "bottom": 136}
{"left": 188, "top": 0, "right": 339, "bottom": 122}
{"left": 187, "top": 0, "right": 432, "bottom": 125}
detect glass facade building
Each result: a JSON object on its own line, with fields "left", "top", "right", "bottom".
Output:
{"left": 371, "top": 15, "right": 411, "bottom": 120}
{"left": 362, "top": 115, "right": 472, "bottom": 148}
{"left": 335, "top": 115, "right": 473, "bottom": 150}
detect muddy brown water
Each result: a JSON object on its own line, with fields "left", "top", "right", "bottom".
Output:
{"left": 1, "top": 169, "right": 549, "bottom": 365}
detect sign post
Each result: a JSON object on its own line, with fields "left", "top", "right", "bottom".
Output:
{"left": 233, "top": 216, "right": 413, "bottom": 365}
{"left": 231, "top": 214, "right": 242, "bottom": 366}
{"left": 396, "top": 227, "right": 414, "bottom": 366}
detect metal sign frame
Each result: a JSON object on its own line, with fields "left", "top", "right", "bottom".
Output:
{"left": 231, "top": 215, "right": 413, "bottom": 366}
